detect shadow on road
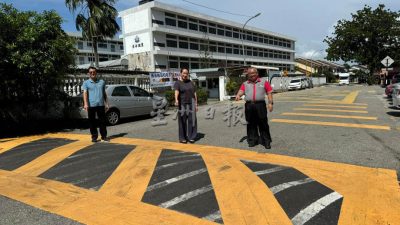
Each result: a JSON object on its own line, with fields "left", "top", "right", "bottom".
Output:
{"left": 387, "top": 111, "right": 400, "bottom": 117}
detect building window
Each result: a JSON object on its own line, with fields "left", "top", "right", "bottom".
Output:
{"left": 98, "top": 43, "right": 107, "bottom": 48}
{"left": 190, "top": 43, "right": 199, "bottom": 50}
{"left": 78, "top": 41, "right": 83, "bottom": 49}
{"left": 154, "top": 42, "right": 166, "bottom": 47}
{"left": 169, "top": 61, "right": 179, "bottom": 68}
{"left": 120, "top": 45, "right": 124, "bottom": 50}
{"left": 152, "top": 19, "right": 164, "bottom": 25}
{"left": 79, "top": 56, "right": 85, "bottom": 64}
{"left": 217, "top": 28, "right": 224, "bottom": 36}
{"left": 166, "top": 40, "right": 177, "bottom": 48}
{"left": 189, "top": 23, "right": 198, "bottom": 31}
{"left": 209, "top": 27, "right": 216, "bottom": 34}
{"left": 111, "top": 44, "right": 115, "bottom": 52}
{"left": 178, "top": 20, "right": 187, "bottom": 29}
{"left": 218, "top": 46, "right": 225, "bottom": 53}
{"left": 87, "top": 42, "right": 92, "bottom": 47}
{"left": 179, "top": 41, "right": 188, "bottom": 49}
{"left": 199, "top": 25, "right": 207, "bottom": 32}
{"left": 165, "top": 18, "right": 176, "bottom": 26}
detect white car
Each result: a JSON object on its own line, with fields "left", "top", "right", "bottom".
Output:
{"left": 392, "top": 83, "right": 400, "bottom": 108}
{"left": 288, "top": 79, "right": 302, "bottom": 90}
{"left": 69, "top": 84, "right": 167, "bottom": 125}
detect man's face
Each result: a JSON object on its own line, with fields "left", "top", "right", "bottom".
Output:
{"left": 181, "top": 69, "right": 189, "bottom": 80}
{"left": 89, "top": 69, "right": 97, "bottom": 80}
{"left": 247, "top": 69, "right": 258, "bottom": 82}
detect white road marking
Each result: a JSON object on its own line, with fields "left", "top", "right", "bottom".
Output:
{"left": 146, "top": 168, "right": 207, "bottom": 192}
{"left": 202, "top": 210, "right": 222, "bottom": 222}
{"left": 255, "top": 166, "right": 286, "bottom": 175}
{"left": 159, "top": 185, "right": 213, "bottom": 208}
{"left": 270, "top": 178, "right": 314, "bottom": 194}
{"left": 291, "top": 192, "right": 343, "bottom": 225}
{"left": 159, "top": 153, "right": 200, "bottom": 161}
{"left": 155, "top": 158, "right": 202, "bottom": 171}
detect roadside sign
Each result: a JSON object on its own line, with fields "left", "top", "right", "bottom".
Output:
{"left": 381, "top": 56, "right": 394, "bottom": 67}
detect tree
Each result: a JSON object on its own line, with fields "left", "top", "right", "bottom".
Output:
{"left": 65, "top": 0, "right": 120, "bottom": 67}
{"left": 324, "top": 4, "right": 400, "bottom": 76}
{"left": 0, "top": 3, "right": 76, "bottom": 106}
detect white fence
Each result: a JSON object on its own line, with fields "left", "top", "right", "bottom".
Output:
{"left": 63, "top": 74, "right": 151, "bottom": 96}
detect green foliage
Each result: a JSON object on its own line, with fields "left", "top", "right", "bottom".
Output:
{"left": 324, "top": 4, "right": 400, "bottom": 76}
{"left": 65, "top": 0, "right": 120, "bottom": 67}
{"left": 164, "top": 88, "right": 208, "bottom": 106}
{"left": 164, "top": 90, "right": 175, "bottom": 106}
{"left": 196, "top": 88, "right": 208, "bottom": 105}
{"left": 0, "top": 3, "right": 76, "bottom": 105}
{"left": 225, "top": 79, "right": 239, "bottom": 95}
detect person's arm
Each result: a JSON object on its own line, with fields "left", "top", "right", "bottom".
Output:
{"left": 265, "top": 81, "right": 273, "bottom": 112}
{"left": 103, "top": 85, "right": 109, "bottom": 110}
{"left": 194, "top": 92, "right": 198, "bottom": 111}
{"left": 267, "top": 92, "right": 273, "bottom": 112}
{"left": 235, "top": 83, "right": 245, "bottom": 101}
{"left": 174, "top": 90, "right": 179, "bottom": 106}
{"left": 83, "top": 91, "right": 89, "bottom": 111}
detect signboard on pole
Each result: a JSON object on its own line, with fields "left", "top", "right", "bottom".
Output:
{"left": 381, "top": 56, "right": 394, "bottom": 67}
{"left": 149, "top": 70, "right": 180, "bottom": 88}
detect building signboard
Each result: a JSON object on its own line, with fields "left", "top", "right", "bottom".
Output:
{"left": 149, "top": 71, "right": 180, "bottom": 88}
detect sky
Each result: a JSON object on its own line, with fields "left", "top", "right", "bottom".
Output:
{"left": 2, "top": 0, "right": 400, "bottom": 60}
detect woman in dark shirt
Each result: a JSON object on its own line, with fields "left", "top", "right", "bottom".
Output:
{"left": 174, "top": 68, "right": 198, "bottom": 143}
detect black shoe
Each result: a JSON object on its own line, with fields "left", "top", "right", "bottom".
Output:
{"left": 248, "top": 143, "right": 257, "bottom": 147}
{"left": 179, "top": 140, "right": 187, "bottom": 144}
{"left": 264, "top": 142, "right": 271, "bottom": 149}
{"left": 92, "top": 139, "right": 98, "bottom": 143}
{"left": 188, "top": 139, "right": 195, "bottom": 143}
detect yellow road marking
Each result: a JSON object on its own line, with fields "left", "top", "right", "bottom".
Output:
{"left": 0, "top": 170, "right": 216, "bottom": 225}
{"left": 303, "top": 104, "right": 367, "bottom": 109}
{"left": 281, "top": 112, "right": 377, "bottom": 120}
{"left": 294, "top": 108, "right": 368, "bottom": 113}
{"left": 0, "top": 135, "right": 46, "bottom": 154}
{"left": 100, "top": 144, "right": 162, "bottom": 201}
{"left": 1, "top": 133, "right": 400, "bottom": 225}
{"left": 14, "top": 140, "right": 92, "bottom": 176}
{"left": 271, "top": 119, "right": 390, "bottom": 130}
{"left": 341, "top": 91, "right": 359, "bottom": 104}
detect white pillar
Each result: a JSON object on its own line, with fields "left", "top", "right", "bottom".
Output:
{"left": 219, "top": 76, "right": 226, "bottom": 101}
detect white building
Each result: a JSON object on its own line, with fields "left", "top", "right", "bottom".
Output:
{"left": 68, "top": 32, "right": 124, "bottom": 65}
{"left": 119, "top": 0, "right": 296, "bottom": 72}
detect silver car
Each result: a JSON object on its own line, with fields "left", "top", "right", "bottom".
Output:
{"left": 70, "top": 84, "right": 167, "bottom": 125}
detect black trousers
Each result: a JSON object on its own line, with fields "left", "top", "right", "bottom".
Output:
{"left": 88, "top": 106, "right": 107, "bottom": 140}
{"left": 178, "top": 103, "right": 197, "bottom": 141}
{"left": 245, "top": 102, "right": 272, "bottom": 145}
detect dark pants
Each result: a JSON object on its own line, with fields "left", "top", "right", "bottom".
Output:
{"left": 88, "top": 106, "right": 107, "bottom": 140}
{"left": 178, "top": 103, "right": 197, "bottom": 141}
{"left": 245, "top": 102, "right": 271, "bottom": 145}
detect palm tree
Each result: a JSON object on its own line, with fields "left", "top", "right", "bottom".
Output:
{"left": 65, "top": 0, "right": 120, "bottom": 67}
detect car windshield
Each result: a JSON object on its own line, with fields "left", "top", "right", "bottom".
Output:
{"left": 340, "top": 77, "right": 349, "bottom": 80}
{"left": 290, "top": 79, "right": 301, "bottom": 83}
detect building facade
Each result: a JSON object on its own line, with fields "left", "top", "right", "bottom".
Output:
{"left": 119, "top": 1, "right": 296, "bottom": 72}
{"left": 68, "top": 32, "right": 124, "bottom": 65}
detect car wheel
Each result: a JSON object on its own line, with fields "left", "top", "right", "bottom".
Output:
{"left": 106, "top": 109, "right": 120, "bottom": 125}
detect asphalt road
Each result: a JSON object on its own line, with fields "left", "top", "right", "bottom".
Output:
{"left": 69, "top": 84, "right": 400, "bottom": 175}
{"left": 1, "top": 84, "right": 400, "bottom": 225}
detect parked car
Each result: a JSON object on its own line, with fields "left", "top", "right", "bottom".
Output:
{"left": 69, "top": 84, "right": 167, "bottom": 125}
{"left": 288, "top": 79, "right": 302, "bottom": 90}
{"left": 392, "top": 83, "right": 400, "bottom": 108}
